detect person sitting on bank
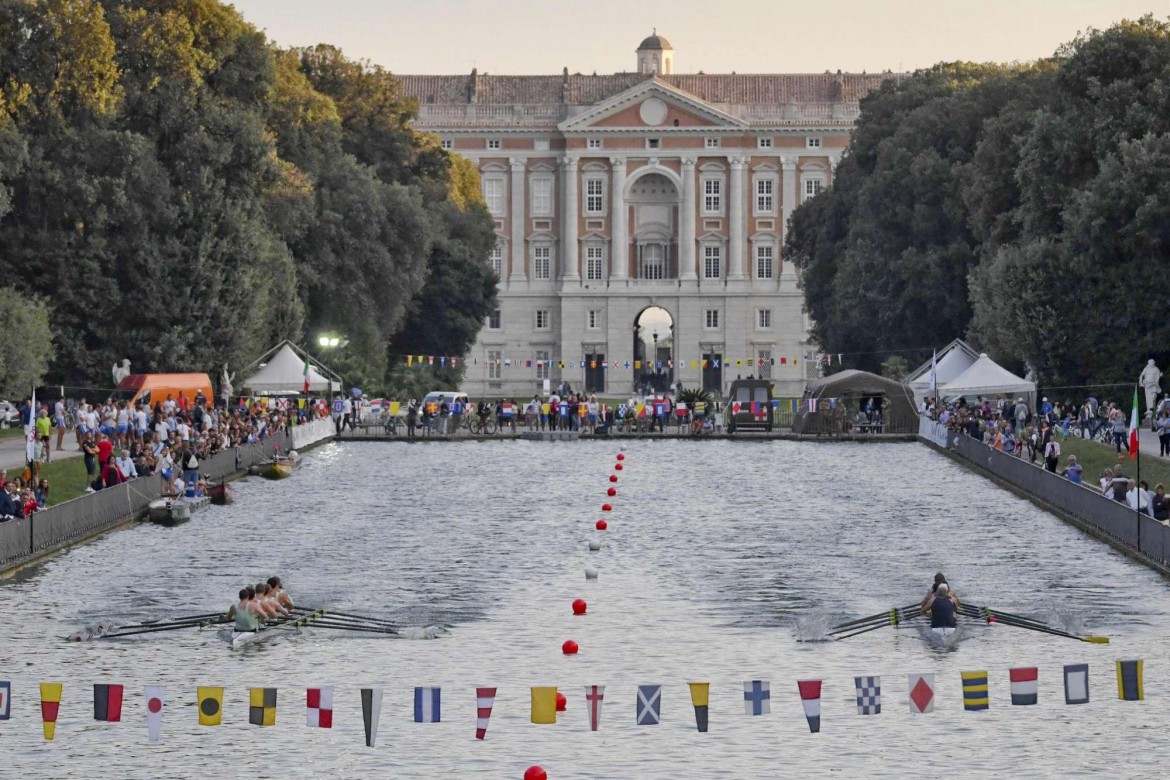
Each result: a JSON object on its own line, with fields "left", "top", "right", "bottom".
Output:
{"left": 1126, "top": 480, "right": 1151, "bottom": 515}
{"left": 115, "top": 449, "right": 138, "bottom": 481}
{"left": 0, "top": 482, "right": 23, "bottom": 520}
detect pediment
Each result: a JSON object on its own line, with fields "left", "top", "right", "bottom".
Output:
{"left": 560, "top": 78, "right": 747, "bottom": 132}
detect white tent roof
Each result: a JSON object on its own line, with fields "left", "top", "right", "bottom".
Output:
{"left": 940, "top": 353, "right": 1035, "bottom": 399}
{"left": 242, "top": 343, "right": 340, "bottom": 395}
{"left": 905, "top": 339, "right": 980, "bottom": 395}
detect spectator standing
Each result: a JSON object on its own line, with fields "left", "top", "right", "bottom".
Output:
{"left": 1063, "top": 455, "right": 1083, "bottom": 484}
{"left": 1108, "top": 403, "right": 1128, "bottom": 454}
{"left": 1152, "top": 484, "right": 1170, "bottom": 521}
{"left": 1157, "top": 410, "right": 1170, "bottom": 457}
{"left": 1043, "top": 436, "right": 1061, "bottom": 473}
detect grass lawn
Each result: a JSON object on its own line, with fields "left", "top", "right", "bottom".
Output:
{"left": 1056, "top": 434, "right": 1170, "bottom": 490}
{"left": 0, "top": 426, "right": 24, "bottom": 439}
{"left": 19, "top": 457, "right": 91, "bottom": 506}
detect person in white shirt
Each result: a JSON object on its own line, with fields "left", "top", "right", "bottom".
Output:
{"left": 53, "top": 399, "right": 66, "bottom": 451}
{"left": 115, "top": 450, "right": 138, "bottom": 480}
{"left": 1126, "top": 480, "right": 1151, "bottom": 515}
{"left": 135, "top": 406, "right": 148, "bottom": 439}
{"left": 176, "top": 419, "right": 190, "bottom": 442}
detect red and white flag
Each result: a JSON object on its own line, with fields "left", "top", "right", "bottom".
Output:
{"left": 1009, "top": 667, "right": 1038, "bottom": 705}
{"left": 307, "top": 687, "right": 333, "bottom": 728}
{"left": 585, "top": 685, "right": 605, "bottom": 732}
{"left": 797, "top": 680, "right": 821, "bottom": 733}
{"left": 1129, "top": 386, "right": 1140, "bottom": 460}
{"left": 144, "top": 685, "right": 165, "bottom": 743}
{"left": 909, "top": 674, "right": 935, "bottom": 713}
{"left": 475, "top": 687, "right": 496, "bottom": 740}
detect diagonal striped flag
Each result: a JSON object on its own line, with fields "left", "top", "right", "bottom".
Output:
{"left": 475, "top": 687, "right": 496, "bottom": 740}
{"left": 637, "top": 684, "right": 661, "bottom": 725}
{"left": 414, "top": 687, "right": 441, "bottom": 723}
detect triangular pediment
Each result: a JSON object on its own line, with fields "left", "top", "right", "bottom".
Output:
{"left": 559, "top": 77, "right": 747, "bottom": 132}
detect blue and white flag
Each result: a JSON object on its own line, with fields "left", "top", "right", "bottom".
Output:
{"left": 636, "top": 684, "right": 661, "bottom": 725}
{"left": 1064, "top": 664, "right": 1089, "bottom": 705}
{"left": 0, "top": 680, "right": 10, "bottom": 720}
{"left": 413, "top": 687, "right": 441, "bottom": 723}
{"left": 854, "top": 676, "right": 880, "bottom": 715}
{"left": 743, "top": 680, "right": 770, "bottom": 716}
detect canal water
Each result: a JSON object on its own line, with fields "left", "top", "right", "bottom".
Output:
{"left": 1, "top": 440, "right": 1167, "bottom": 778}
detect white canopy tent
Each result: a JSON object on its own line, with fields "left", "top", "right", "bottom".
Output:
{"left": 905, "top": 339, "right": 979, "bottom": 400}
{"left": 940, "top": 353, "right": 1035, "bottom": 399}
{"left": 241, "top": 341, "right": 341, "bottom": 395}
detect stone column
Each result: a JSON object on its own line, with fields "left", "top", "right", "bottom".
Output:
{"left": 609, "top": 157, "right": 627, "bottom": 280}
{"left": 560, "top": 156, "right": 579, "bottom": 280}
{"left": 679, "top": 157, "right": 697, "bottom": 280}
{"left": 780, "top": 155, "right": 798, "bottom": 247}
{"left": 728, "top": 156, "right": 747, "bottom": 280}
{"left": 509, "top": 158, "right": 526, "bottom": 281}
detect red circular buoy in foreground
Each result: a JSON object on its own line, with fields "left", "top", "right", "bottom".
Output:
{"left": 614, "top": 463, "right": 623, "bottom": 471}
{"left": 596, "top": 519, "right": 607, "bottom": 530}
{"left": 609, "top": 474, "right": 618, "bottom": 483}
{"left": 562, "top": 640, "right": 579, "bottom": 655}
{"left": 607, "top": 487, "right": 616, "bottom": 496}
{"left": 616, "top": 453, "right": 625, "bottom": 461}
{"left": 556, "top": 690, "right": 568, "bottom": 711}
{"left": 572, "top": 598, "right": 587, "bottom": 615}
{"left": 524, "top": 766, "right": 548, "bottom": 780}
{"left": 601, "top": 503, "right": 612, "bottom": 512}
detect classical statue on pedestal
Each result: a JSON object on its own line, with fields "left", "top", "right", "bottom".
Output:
{"left": 112, "top": 359, "right": 131, "bottom": 386}
{"left": 1140, "top": 358, "right": 1162, "bottom": 413}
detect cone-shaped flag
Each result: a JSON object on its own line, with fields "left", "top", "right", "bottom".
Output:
{"left": 40, "top": 682, "right": 62, "bottom": 740}
{"left": 475, "top": 687, "right": 496, "bottom": 739}
{"left": 197, "top": 687, "right": 223, "bottom": 726}
{"left": 144, "top": 685, "right": 165, "bottom": 742}
{"left": 1117, "top": 660, "right": 1143, "bottom": 701}
{"left": 0, "top": 680, "right": 10, "bottom": 720}
{"left": 361, "top": 688, "right": 382, "bottom": 747}
{"left": 307, "top": 687, "right": 333, "bottom": 728}
{"left": 93, "top": 684, "right": 123, "bottom": 722}
{"left": 1129, "top": 386, "right": 1140, "bottom": 460}
{"left": 909, "top": 674, "right": 935, "bottom": 713}
{"left": 961, "top": 671, "right": 989, "bottom": 711}
{"left": 414, "top": 687, "right": 441, "bottom": 723}
{"left": 636, "top": 684, "right": 661, "bottom": 725}
{"left": 531, "top": 687, "right": 557, "bottom": 724}
{"left": 1063, "top": 664, "right": 1089, "bottom": 705}
{"left": 854, "top": 676, "right": 880, "bottom": 715}
{"left": 1009, "top": 667, "right": 1038, "bottom": 705}
{"left": 303, "top": 354, "right": 311, "bottom": 394}
{"left": 797, "top": 680, "right": 822, "bottom": 733}
{"left": 585, "top": 685, "right": 605, "bottom": 731}
{"left": 688, "top": 682, "right": 709, "bottom": 732}
{"left": 249, "top": 687, "right": 277, "bottom": 726}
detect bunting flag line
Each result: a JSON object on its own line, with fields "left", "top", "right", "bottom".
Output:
{"left": 585, "top": 685, "right": 605, "bottom": 732}
{"left": 854, "top": 676, "right": 880, "bottom": 715}
{"left": 743, "top": 680, "right": 770, "bottom": 716}
{"left": 1009, "top": 667, "right": 1038, "bottom": 706}
{"left": 961, "top": 671, "right": 989, "bottom": 711}
{"left": 361, "top": 688, "right": 382, "bottom": 747}
{"left": 908, "top": 674, "right": 935, "bottom": 714}
{"left": 797, "top": 680, "right": 822, "bottom": 733}
{"left": 1064, "top": 664, "right": 1089, "bottom": 705}
{"left": 475, "top": 687, "right": 496, "bottom": 740}
{"left": 307, "top": 687, "right": 333, "bottom": 728}
{"left": 637, "top": 684, "right": 661, "bottom": 725}
{"left": 688, "top": 682, "right": 709, "bottom": 733}
{"left": 0, "top": 680, "right": 10, "bottom": 720}
{"left": 40, "top": 682, "right": 62, "bottom": 740}
{"left": 531, "top": 687, "right": 557, "bottom": 724}
{"left": 249, "top": 687, "right": 277, "bottom": 727}
{"left": 198, "top": 687, "right": 223, "bottom": 726}
{"left": 93, "top": 683, "right": 123, "bottom": 722}
{"left": 1117, "top": 660, "right": 1143, "bottom": 701}
{"left": 414, "top": 687, "right": 441, "bottom": 723}
{"left": 144, "top": 685, "right": 164, "bottom": 743}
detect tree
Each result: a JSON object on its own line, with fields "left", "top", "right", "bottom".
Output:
{"left": 0, "top": 289, "right": 54, "bottom": 397}
{"left": 880, "top": 355, "right": 910, "bottom": 381}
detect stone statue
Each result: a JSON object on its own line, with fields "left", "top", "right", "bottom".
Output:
{"left": 1140, "top": 358, "right": 1162, "bottom": 411}
{"left": 112, "top": 358, "right": 131, "bottom": 386}
{"left": 220, "top": 363, "right": 235, "bottom": 401}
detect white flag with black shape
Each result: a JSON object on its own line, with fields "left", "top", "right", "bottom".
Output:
{"left": 854, "top": 676, "right": 880, "bottom": 715}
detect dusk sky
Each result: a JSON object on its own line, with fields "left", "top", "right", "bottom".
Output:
{"left": 228, "top": 0, "right": 1165, "bottom": 74}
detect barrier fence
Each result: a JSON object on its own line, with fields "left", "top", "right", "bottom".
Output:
{"left": 919, "top": 417, "right": 1170, "bottom": 569}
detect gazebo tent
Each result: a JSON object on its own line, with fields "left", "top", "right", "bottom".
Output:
{"left": 241, "top": 341, "right": 341, "bottom": 396}
{"left": 794, "top": 369, "right": 919, "bottom": 434}
{"left": 939, "top": 353, "right": 1035, "bottom": 400}
{"left": 905, "top": 339, "right": 980, "bottom": 400}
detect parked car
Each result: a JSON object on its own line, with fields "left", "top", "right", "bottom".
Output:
{"left": 0, "top": 400, "right": 19, "bottom": 428}
{"left": 725, "top": 379, "right": 774, "bottom": 433}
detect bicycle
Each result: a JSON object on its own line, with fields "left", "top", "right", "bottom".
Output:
{"left": 468, "top": 415, "right": 497, "bottom": 435}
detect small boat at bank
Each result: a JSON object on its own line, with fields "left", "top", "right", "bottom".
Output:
{"left": 208, "top": 481, "right": 235, "bottom": 505}
{"left": 263, "top": 451, "right": 300, "bottom": 480}
{"left": 148, "top": 497, "right": 192, "bottom": 526}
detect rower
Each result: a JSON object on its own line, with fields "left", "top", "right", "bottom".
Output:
{"left": 921, "top": 572, "right": 960, "bottom": 609}
{"left": 268, "top": 575, "right": 294, "bottom": 611}
{"left": 256, "top": 582, "right": 288, "bottom": 618}
{"left": 923, "top": 582, "right": 958, "bottom": 629}
{"left": 233, "top": 588, "right": 262, "bottom": 631}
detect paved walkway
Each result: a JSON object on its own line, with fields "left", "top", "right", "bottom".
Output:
{"left": 0, "top": 433, "right": 84, "bottom": 472}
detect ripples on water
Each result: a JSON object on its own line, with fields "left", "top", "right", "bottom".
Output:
{"left": 1, "top": 440, "right": 1167, "bottom": 778}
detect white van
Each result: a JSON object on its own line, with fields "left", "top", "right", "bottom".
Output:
{"left": 421, "top": 391, "right": 470, "bottom": 413}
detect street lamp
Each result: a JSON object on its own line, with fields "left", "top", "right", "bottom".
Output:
{"left": 317, "top": 335, "right": 347, "bottom": 348}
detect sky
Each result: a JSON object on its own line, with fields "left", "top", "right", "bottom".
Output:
{"left": 227, "top": 0, "right": 1166, "bottom": 74}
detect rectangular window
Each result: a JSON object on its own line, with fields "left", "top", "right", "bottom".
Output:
{"left": 806, "top": 137, "right": 822, "bottom": 149}
{"left": 534, "top": 138, "right": 550, "bottom": 151}
{"left": 440, "top": 139, "right": 453, "bottom": 150}
{"left": 488, "top": 245, "right": 503, "bottom": 277}
{"left": 804, "top": 179, "right": 823, "bottom": 201}
{"left": 757, "top": 137, "right": 773, "bottom": 149}
{"left": 755, "top": 177, "right": 775, "bottom": 215}
{"left": 705, "top": 137, "right": 720, "bottom": 149}
{"left": 482, "top": 178, "right": 504, "bottom": 215}
{"left": 586, "top": 246, "right": 604, "bottom": 280}
{"left": 755, "top": 245, "right": 774, "bottom": 279}
{"left": 587, "top": 138, "right": 603, "bottom": 149}
{"left": 758, "top": 349, "right": 773, "bottom": 379}
{"left": 531, "top": 177, "right": 553, "bottom": 216}
{"left": 535, "top": 309, "right": 550, "bottom": 330}
{"left": 488, "top": 350, "right": 502, "bottom": 380}
{"left": 646, "top": 138, "right": 661, "bottom": 149}
{"left": 587, "top": 309, "right": 600, "bottom": 330}
{"left": 488, "top": 309, "right": 501, "bottom": 329}
{"left": 703, "top": 245, "right": 721, "bottom": 279}
{"left": 532, "top": 246, "right": 551, "bottom": 280}
{"left": 757, "top": 309, "right": 772, "bottom": 329}
{"left": 638, "top": 244, "right": 665, "bottom": 280}
{"left": 486, "top": 139, "right": 501, "bottom": 150}
{"left": 702, "top": 178, "right": 722, "bottom": 215}
{"left": 704, "top": 309, "right": 720, "bottom": 329}
{"left": 585, "top": 178, "right": 605, "bottom": 215}
{"left": 535, "top": 350, "right": 550, "bottom": 380}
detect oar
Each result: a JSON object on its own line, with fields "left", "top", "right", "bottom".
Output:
{"left": 834, "top": 620, "right": 898, "bottom": 640}
{"left": 985, "top": 613, "right": 1109, "bottom": 644}
{"left": 293, "top": 622, "right": 398, "bottom": 635}
{"left": 295, "top": 607, "right": 399, "bottom": 629}
{"left": 828, "top": 604, "right": 920, "bottom": 634}
{"left": 298, "top": 616, "right": 400, "bottom": 635}
{"left": 967, "top": 604, "right": 1076, "bottom": 632}
{"left": 102, "top": 619, "right": 228, "bottom": 639}
{"left": 828, "top": 616, "right": 888, "bottom": 635}
{"left": 117, "top": 616, "right": 223, "bottom": 631}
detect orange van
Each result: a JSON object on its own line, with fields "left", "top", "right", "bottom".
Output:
{"left": 114, "top": 373, "right": 214, "bottom": 408}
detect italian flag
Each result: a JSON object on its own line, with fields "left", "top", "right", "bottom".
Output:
{"left": 302, "top": 355, "right": 311, "bottom": 394}
{"left": 1129, "top": 386, "right": 1140, "bottom": 460}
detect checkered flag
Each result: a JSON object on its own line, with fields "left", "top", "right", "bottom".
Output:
{"left": 854, "top": 675, "right": 881, "bottom": 715}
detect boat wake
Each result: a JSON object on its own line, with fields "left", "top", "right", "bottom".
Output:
{"left": 794, "top": 612, "right": 835, "bottom": 642}
{"left": 399, "top": 625, "right": 447, "bottom": 640}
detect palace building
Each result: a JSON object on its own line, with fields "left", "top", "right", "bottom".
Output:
{"left": 398, "top": 33, "right": 897, "bottom": 397}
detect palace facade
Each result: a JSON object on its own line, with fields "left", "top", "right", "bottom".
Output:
{"left": 398, "top": 34, "right": 897, "bottom": 397}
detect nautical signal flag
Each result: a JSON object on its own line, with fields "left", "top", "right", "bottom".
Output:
{"left": 197, "top": 686, "right": 223, "bottom": 726}
{"left": 1009, "top": 667, "right": 1038, "bottom": 705}
{"left": 743, "top": 680, "right": 770, "bottom": 716}
{"left": 475, "top": 687, "right": 496, "bottom": 739}
{"left": 961, "top": 671, "right": 989, "bottom": 711}
{"left": 414, "top": 687, "right": 441, "bottom": 723}
{"left": 249, "top": 687, "right": 277, "bottom": 727}
{"left": 144, "top": 685, "right": 164, "bottom": 742}
{"left": 637, "top": 684, "right": 661, "bottom": 725}
{"left": 361, "top": 688, "right": 382, "bottom": 747}
{"left": 585, "top": 685, "right": 605, "bottom": 731}
{"left": 908, "top": 674, "right": 935, "bottom": 714}
{"left": 531, "top": 686, "right": 557, "bottom": 724}
{"left": 797, "top": 680, "right": 822, "bottom": 733}
{"left": 854, "top": 676, "right": 881, "bottom": 715}
{"left": 1117, "top": 659, "right": 1143, "bottom": 701}
{"left": 93, "top": 683, "right": 123, "bottom": 722}
{"left": 1064, "top": 664, "right": 1089, "bottom": 705}
{"left": 40, "top": 681, "right": 62, "bottom": 740}
{"left": 0, "top": 680, "right": 10, "bottom": 720}
{"left": 307, "top": 687, "right": 333, "bottom": 728}
{"left": 688, "top": 682, "right": 709, "bottom": 732}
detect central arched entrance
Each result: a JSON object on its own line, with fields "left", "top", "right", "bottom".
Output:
{"left": 633, "top": 306, "right": 673, "bottom": 395}
{"left": 627, "top": 171, "right": 681, "bottom": 280}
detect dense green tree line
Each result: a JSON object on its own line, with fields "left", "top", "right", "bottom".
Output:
{"left": 0, "top": 0, "right": 496, "bottom": 393}
{"left": 786, "top": 17, "right": 1170, "bottom": 387}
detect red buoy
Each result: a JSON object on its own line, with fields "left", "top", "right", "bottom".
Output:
{"left": 616, "top": 453, "right": 625, "bottom": 461}
{"left": 609, "top": 474, "right": 617, "bottom": 483}
{"left": 562, "top": 640, "right": 579, "bottom": 655}
{"left": 572, "top": 598, "right": 587, "bottom": 615}
{"left": 614, "top": 463, "right": 623, "bottom": 471}
{"left": 607, "top": 487, "right": 616, "bottom": 496}
{"left": 596, "top": 519, "right": 607, "bottom": 530}
{"left": 555, "top": 690, "right": 567, "bottom": 711}
{"left": 524, "top": 767, "right": 548, "bottom": 780}
{"left": 601, "top": 503, "right": 612, "bottom": 512}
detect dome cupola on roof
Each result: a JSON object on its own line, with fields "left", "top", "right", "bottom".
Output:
{"left": 638, "top": 31, "right": 673, "bottom": 51}
{"left": 637, "top": 29, "right": 674, "bottom": 74}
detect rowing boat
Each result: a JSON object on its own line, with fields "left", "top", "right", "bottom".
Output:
{"left": 148, "top": 498, "right": 192, "bottom": 526}
{"left": 218, "top": 624, "right": 289, "bottom": 649}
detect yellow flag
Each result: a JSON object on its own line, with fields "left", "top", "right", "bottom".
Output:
{"left": 531, "top": 686, "right": 557, "bottom": 724}
{"left": 634, "top": 360, "right": 642, "bottom": 370}
{"left": 389, "top": 401, "right": 400, "bottom": 415}
{"left": 690, "top": 360, "right": 698, "bottom": 369}
{"left": 198, "top": 686, "right": 224, "bottom": 726}
{"left": 249, "top": 687, "right": 277, "bottom": 727}
{"left": 40, "top": 682, "right": 62, "bottom": 741}
{"left": 688, "top": 681, "right": 710, "bottom": 707}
